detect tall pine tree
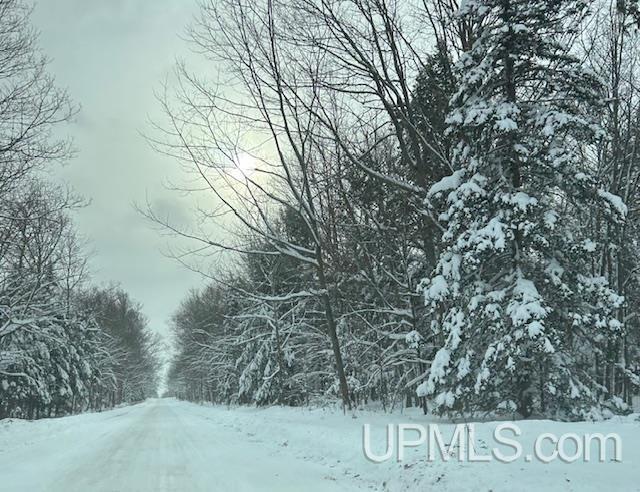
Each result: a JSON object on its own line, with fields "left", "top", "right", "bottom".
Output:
{"left": 419, "top": 0, "right": 627, "bottom": 419}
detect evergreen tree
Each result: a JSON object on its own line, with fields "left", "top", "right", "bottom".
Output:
{"left": 419, "top": 0, "right": 627, "bottom": 419}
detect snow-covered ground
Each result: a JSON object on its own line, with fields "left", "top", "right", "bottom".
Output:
{"left": 0, "top": 398, "right": 638, "bottom": 491}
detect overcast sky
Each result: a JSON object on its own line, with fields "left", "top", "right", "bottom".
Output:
{"left": 32, "top": 1, "right": 205, "bottom": 339}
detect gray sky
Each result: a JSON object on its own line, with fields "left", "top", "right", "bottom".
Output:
{"left": 32, "top": 0, "right": 204, "bottom": 339}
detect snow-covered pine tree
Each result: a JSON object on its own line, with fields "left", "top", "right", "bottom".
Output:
{"left": 419, "top": 0, "right": 627, "bottom": 419}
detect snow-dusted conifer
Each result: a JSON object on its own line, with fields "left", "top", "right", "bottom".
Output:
{"left": 419, "top": 0, "right": 626, "bottom": 418}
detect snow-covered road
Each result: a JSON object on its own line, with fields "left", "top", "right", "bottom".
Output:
{"left": 0, "top": 399, "right": 357, "bottom": 492}
{"left": 1, "top": 398, "right": 639, "bottom": 491}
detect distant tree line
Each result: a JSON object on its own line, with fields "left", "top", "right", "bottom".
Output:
{"left": 0, "top": 0, "right": 158, "bottom": 420}
{"left": 156, "top": 0, "right": 640, "bottom": 420}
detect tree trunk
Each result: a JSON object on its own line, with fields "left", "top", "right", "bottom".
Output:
{"left": 316, "top": 250, "right": 351, "bottom": 410}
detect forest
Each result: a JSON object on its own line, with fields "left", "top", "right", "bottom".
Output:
{"left": 2, "top": 0, "right": 640, "bottom": 424}
{"left": 158, "top": 0, "right": 640, "bottom": 420}
{"left": 3, "top": 1, "right": 640, "bottom": 490}
{"left": 0, "top": 0, "right": 158, "bottom": 420}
